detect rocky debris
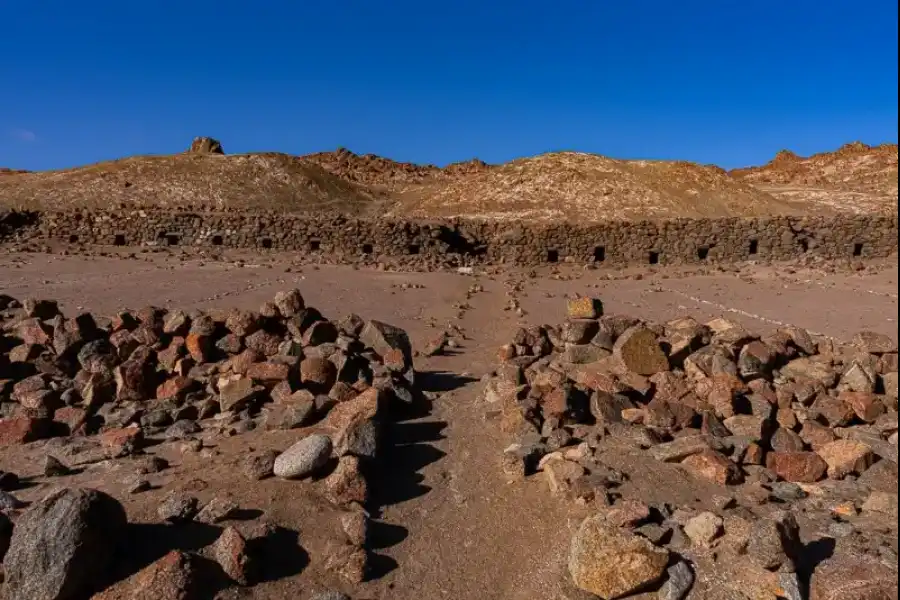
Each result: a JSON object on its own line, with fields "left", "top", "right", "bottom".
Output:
{"left": 3, "top": 487, "right": 127, "bottom": 600}
{"left": 158, "top": 491, "right": 200, "bottom": 523}
{"left": 212, "top": 526, "right": 254, "bottom": 585}
{"left": 489, "top": 299, "right": 899, "bottom": 599}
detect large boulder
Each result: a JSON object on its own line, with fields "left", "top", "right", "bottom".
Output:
{"left": 568, "top": 514, "right": 669, "bottom": 598}
{"left": 3, "top": 487, "right": 127, "bottom": 600}
{"left": 187, "top": 136, "right": 224, "bottom": 155}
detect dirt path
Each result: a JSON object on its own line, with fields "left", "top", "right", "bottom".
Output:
{"left": 1, "top": 251, "right": 897, "bottom": 599}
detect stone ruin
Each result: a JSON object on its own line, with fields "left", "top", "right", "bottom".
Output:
{"left": 0, "top": 289, "right": 413, "bottom": 598}
{"left": 485, "top": 298, "right": 898, "bottom": 599}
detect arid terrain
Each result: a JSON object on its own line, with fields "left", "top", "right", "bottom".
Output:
{"left": 1, "top": 138, "right": 896, "bottom": 220}
{"left": 1, "top": 137, "right": 898, "bottom": 600}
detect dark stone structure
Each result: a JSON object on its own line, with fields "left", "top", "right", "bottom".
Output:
{"left": 4, "top": 210, "right": 898, "bottom": 267}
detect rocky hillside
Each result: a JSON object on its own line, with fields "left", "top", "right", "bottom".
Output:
{"left": 3, "top": 138, "right": 895, "bottom": 221}
{"left": 732, "top": 142, "right": 899, "bottom": 215}
{"left": 389, "top": 152, "right": 803, "bottom": 222}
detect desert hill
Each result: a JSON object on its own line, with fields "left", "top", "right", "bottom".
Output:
{"left": 2, "top": 137, "right": 895, "bottom": 221}
{"left": 731, "top": 142, "right": 898, "bottom": 214}
{"left": 0, "top": 151, "right": 383, "bottom": 214}
{"left": 388, "top": 152, "right": 802, "bottom": 221}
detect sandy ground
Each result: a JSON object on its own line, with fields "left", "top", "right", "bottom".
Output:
{"left": 1, "top": 250, "right": 897, "bottom": 599}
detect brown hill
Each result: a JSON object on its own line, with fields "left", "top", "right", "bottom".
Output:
{"left": 0, "top": 152, "right": 383, "bottom": 214}
{"left": 388, "top": 152, "right": 803, "bottom": 222}
{"left": 732, "top": 142, "right": 898, "bottom": 214}
{"left": 0, "top": 168, "right": 29, "bottom": 176}
{"left": 303, "top": 147, "right": 492, "bottom": 191}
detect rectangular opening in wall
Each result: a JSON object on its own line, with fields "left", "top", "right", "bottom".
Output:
{"left": 408, "top": 244, "right": 421, "bottom": 255}
{"left": 309, "top": 239, "right": 321, "bottom": 251}
{"left": 749, "top": 239, "right": 759, "bottom": 255}
{"left": 648, "top": 251, "right": 660, "bottom": 265}
{"left": 211, "top": 235, "right": 224, "bottom": 246}
{"left": 261, "top": 238, "right": 273, "bottom": 249}
{"left": 853, "top": 242, "right": 864, "bottom": 257}
{"left": 157, "top": 231, "right": 167, "bottom": 241}
{"left": 593, "top": 246, "right": 606, "bottom": 262}
{"left": 799, "top": 238, "right": 809, "bottom": 252}
{"left": 68, "top": 234, "right": 79, "bottom": 244}
{"left": 547, "top": 249, "right": 559, "bottom": 263}
{"left": 166, "top": 234, "right": 179, "bottom": 246}
{"left": 362, "top": 243, "right": 374, "bottom": 254}
{"left": 697, "top": 246, "right": 710, "bottom": 261}
{"left": 113, "top": 234, "right": 126, "bottom": 246}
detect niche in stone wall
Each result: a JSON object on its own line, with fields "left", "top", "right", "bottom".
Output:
{"left": 408, "top": 244, "right": 421, "bottom": 255}
{"left": 697, "top": 246, "right": 711, "bottom": 261}
{"left": 362, "top": 243, "right": 374, "bottom": 254}
{"left": 211, "top": 235, "right": 224, "bottom": 246}
{"left": 260, "top": 238, "right": 273, "bottom": 249}
{"left": 166, "top": 234, "right": 180, "bottom": 246}
{"left": 853, "top": 242, "right": 864, "bottom": 257}
{"left": 309, "top": 239, "right": 321, "bottom": 251}
{"left": 799, "top": 238, "right": 809, "bottom": 252}
{"left": 547, "top": 249, "right": 560, "bottom": 263}
{"left": 593, "top": 246, "right": 606, "bottom": 262}
{"left": 68, "top": 234, "right": 79, "bottom": 244}
{"left": 648, "top": 250, "right": 661, "bottom": 265}
{"left": 114, "top": 234, "right": 126, "bottom": 246}
{"left": 749, "top": 239, "right": 759, "bottom": 255}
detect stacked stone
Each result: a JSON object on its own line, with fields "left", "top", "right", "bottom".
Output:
{"left": 487, "top": 298, "right": 898, "bottom": 599}
{"left": 0, "top": 289, "right": 415, "bottom": 594}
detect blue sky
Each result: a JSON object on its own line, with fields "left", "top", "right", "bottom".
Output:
{"left": 2, "top": 0, "right": 897, "bottom": 171}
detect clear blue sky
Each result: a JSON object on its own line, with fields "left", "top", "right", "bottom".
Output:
{"left": 2, "top": 0, "right": 897, "bottom": 171}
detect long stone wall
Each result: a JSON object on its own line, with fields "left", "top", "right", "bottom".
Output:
{"left": 4, "top": 210, "right": 898, "bottom": 267}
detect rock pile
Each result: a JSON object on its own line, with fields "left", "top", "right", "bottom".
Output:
{"left": 487, "top": 298, "right": 898, "bottom": 599}
{"left": 0, "top": 289, "right": 415, "bottom": 598}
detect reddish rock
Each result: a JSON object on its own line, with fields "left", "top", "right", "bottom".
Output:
{"left": 323, "top": 541, "right": 368, "bottom": 584}
{"left": 273, "top": 289, "right": 305, "bottom": 317}
{"left": 91, "top": 550, "right": 199, "bottom": 600}
{"left": 212, "top": 527, "right": 254, "bottom": 585}
{"left": 800, "top": 421, "right": 837, "bottom": 450}
{"left": 839, "top": 391, "right": 885, "bottom": 423}
{"left": 681, "top": 449, "right": 743, "bottom": 485}
{"left": 184, "top": 332, "right": 212, "bottom": 364}
{"left": 244, "top": 330, "right": 282, "bottom": 356}
{"left": 17, "top": 318, "right": 52, "bottom": 346}
{"left": 811, "top": 394, "right": 855, "bottom": 428}
{"left": 215, "top": 333, "right": 243, "bottom": 355}
{"left": 300, "top": 357, "right": 337, "bottom": 391}
{"left": 54, "top": 406, "right": 88, "bottom": 435}
{"left": 810, "top": 554, "right": 899, "bottom": 600}
{"left": 0, "top": 417, "right": 50, "bottom": 446}
{"left": 100, "top": 426, "right": 144, "bottom": 458}
{"left": 156, "top": 376, "right": 196, "bottom": 400}
{"left": 771, "top": 427, "right": 806, "bottom": 453}
{"left": 225, "top": 310, "right": 260, "bottom": 337}
{"left": 324, "top": 455, "right": 369, "bottom": 506}
{"left": 246, "top": 361, "right": 291, "bottom": 383}
{"left": 767, "top": 451, "right": 828, "bottom": 483}
{"left": 114, "top": 345, "right": 156, "bottom": 402}
{"left": 567, "top": 297, "right": 604, "bottom": 319}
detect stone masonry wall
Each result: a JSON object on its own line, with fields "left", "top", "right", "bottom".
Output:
{"left": 6, "top": 210, "right": 899, "bottom": 267}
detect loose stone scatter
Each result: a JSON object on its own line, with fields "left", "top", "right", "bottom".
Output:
{"left": 487, "top": 298, "right": 899, "bottom": 598}
{"left": 0, "top": 289, "right": 415, "bottom": 598}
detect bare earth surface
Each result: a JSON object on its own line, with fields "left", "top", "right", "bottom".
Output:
{"left": 1, "top": 250, "right": 897, "bottom": 599}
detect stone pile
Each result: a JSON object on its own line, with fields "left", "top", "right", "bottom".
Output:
{"left": 487, "top": 298, "right": 898, "bottom": 599}
{"left": 0, "top": 289, "right": 414, "bottom": 598}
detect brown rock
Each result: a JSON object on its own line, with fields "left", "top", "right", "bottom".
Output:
{"left": 816, "top": 439, "right": 875, "bottom": 479}
{"left": 567, "top": 297, "right": 604, "bottom": 320}
{"left": 114, "top": 345, "right": 156, "bottom": 402}
{"left": 217, "top": 375, "right": 263, "bottom": 413}
{"left": 810, "top": 554, "right": 899, "bottom": 600}
{"left": 323, "top": 541, "right": 368, "bottom": 584}
{"left": 99, "top": 425, "right": 144, "bottom": 458}
{"left": 800, "top": 421, "right": 837, "bottom": 450}
{"left": 811, "top": 394, "right": 855, "bottom": 427}
{"left": 246, "top": 361, "right": 291, "bottom": 383}
{"left": 681, "top": 449, "right": 743, "bottom": 485}
{"left": 324, "top": 456, "right": 369, "bottom": 506}
{"left": 771, "top": 428, "right": 806, "bottom": 453}
{"left": 543, "top": 459, "right": 586, "bottom": 495}
{"left": 184, "top": 332, "right": 212, "bottom": 364}
{"left": 0, "top": 417, "right": 50, "bottom": 446}
{"left": 244, "top": 330, "right": 282, "bottom": 356}
{"left": 852, "top": 331, "right": 898, "bottom": 355}
{"left": 273, "top": 289, "right": 305, "bottom": 317}
{"left": 212, "top": 527, "right": 253, "bottom": 585}
{"left": 91, "top": 550, "right": 199, "bottom": 600}
{"left": 54, "top": 406, "right": 88, "bottom": 435}
{"left": 839, "top": 391, "right": 885, "bottom": 423}
{"left": 613, "top": 326, "right": 669, "bottom": 376}
{"left": 767, "top": 451, "right": 827, "bottom": 483}
{"left": 568, "top": 515, "right": 669, "bottom": 598}
{"left": 300, "top": 357, "right": 337, "bottom": 391}
{"left": 156, "top": 376, "right": 196, "bottom": 400}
